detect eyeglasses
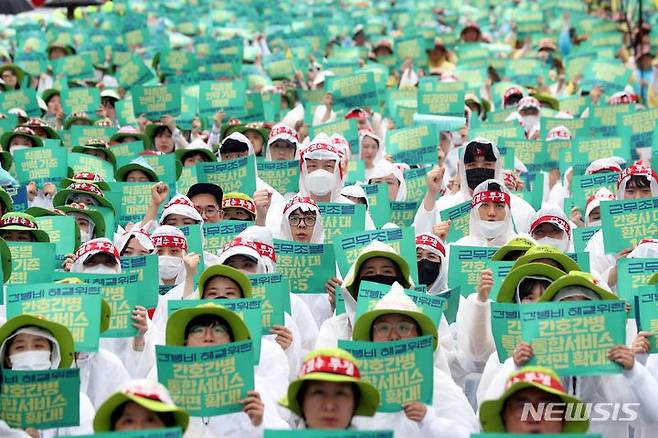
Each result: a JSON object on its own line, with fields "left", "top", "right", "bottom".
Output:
{"left": 288, "top": 215, "right": 317, "bottom": 227}
{"left": 195, "top": 206, "right": 221, "bottom": 216}
{"left": 372, "top": 321, "right": 416, "bottom": 337}
{"left": 187, "top": 323, "right": 229, "bottom": 338}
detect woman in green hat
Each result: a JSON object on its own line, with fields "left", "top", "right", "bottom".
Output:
{"left": 64, "top": 112, "right": 92, "bottom": 130}
{"left": 280, "top": 347, "right": 380, "bottom": 429}
{"left": 115, "top": 158, "right": 159, "bottom": 183}
{"left": 71, "top": 138, "right": 116, "bottom": 167}
{"left": 0, "top": 126, "right": 44, "bottom": 154}
{"left": 0, "top": 64, "right": 24, "bottom": 90}
{"left": 0, "top": 212, "right": 50, "bottom": 242}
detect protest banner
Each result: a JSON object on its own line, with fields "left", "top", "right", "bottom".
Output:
{"left": 308, "top": 118, "right": 359, "bottom": 155}
{"left": 439, "top": 200, "right": 472, "bottom": 243}
{"left": 389, "top": 201, "right": 419, "bottom": 227}
{"left": 273, "top": 240, "right": 336, "bottom": 294}
{"left": 248, "top": 273, "right": 289, "bottom": 330}
{"left": 67, "top": 152, "right": 115, "bottom": 182}
{"left": 70, "top": 125, "right": 116, "bottom": 148}
{"left": 617, "top": 108, "right": 658, "bottom": 151}
{"left": 600, "top": 197, "right": 658, "bottom": 254}
{"left": 0, "top": 89, "right": 41, "bottom": 116}
{"left": 34, "top": 215, "right": 79, "bottom": 255}
{"left": 318, "top": 203, "right": 366, "bottom": 244}
{"left": 117, "top": 55, "right": 155, "bottom": 89}
{"left": 447, "top": 246, "right": 497, "bottom": 296}
{"left": 120, "top": 255, "right": 160, "bottom": 303}
{"left": 202, "top": 220, "right": 250, "bottom": 255}
{"left": 486, "top": 260, "right": 515, "bottom": 302}
{"left": 13, "top": 147, "right": 67, "bottom": 185}
{"left": 198, "top": 80, "right": 246, "bottom": 117}
{"left": 581, "top": 59, "right": 631, "bottom": 92}
{"left": 61, "top": 87, "right": 101, "bottom": 115}
{"left": 257, "top": 160, "right": 300, "bottom": 195}
{"left": 325, "top": 71, "right": 379, "bottom": 110}
{"left": 570, "top": 172, "right": 618, "bottom": 210}
{"left": 404, "top": 167, "right": 429, "bottom": 204}
{"left": 417, "top": 89, "right": 465, "bottom": 117}
{"left": 132, "top": 84, "right": 182, "bottom": 120}
{"left": 52, "top": 53, "right": 95, "bottom": 80}
{"left": 635, "top": 286, "right": 658, "bottom": 353}
{"left": 573, "top": 226, "right": 601, "bottom": 253}
{"left": 617, "top": 258, "right": 658, "bottom": 313}
{"left": 197, "top": 156, "right": 257, "bottom": 195}
{"left": 7, "top": 242, "right": 56, "bottom": 285}
{"left": 386, "top": 124, "right": 438, "bottom": 165}
{"left": 107, "top": 182, "right": 161, "bottom": 227}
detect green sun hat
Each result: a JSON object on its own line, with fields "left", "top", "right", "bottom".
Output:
{"left": 0, "top": 187, "right": 14, "bottom": 214}
{"left": 513, "top": 245, "right": 581, "bottom": 273}
{"left": 0, "top": 126, "right": 44, "bottom": 150}
{"left": 491, "top": 236, "right": 536, "bottom": 261}
{"left": 42, "top": 89, "right": 61, "bottom": 105}
{"left": 0, "top": 212, "right": 50, "bottom": 242}
{"left": 64, "top": 112, "right": 92, "bottom": 130}
{"left": 352, "top": 282, "right": 438, "bottom": 350}
{"left": 280, "top": 347, "right": 380, "bottom": 417}
{"left": 93, "top": 380, "right": 189, "bottom": 432}
{"left": 57, "top": 203, "right": 106, "bottom": 241}
{"left": 0, "top": 314, "right": 74, "bottom": 368}
{"left": 46, "top": 43, "right": 75, "bottom": 58}
{"left": 344, "top": 240, "right": 412, "bottom": 296}
{"left": 109, "top": 129, "right": 148, "bottom": 146}
{"left": 72, "top": 138, "right": 117, "bottom": 166}
{"left": 197, "top": 264, "right": 253, "bottom": 299}
{"left": 539, "top": 271, "right": 619, "bottom": 302}
{"left": 165, "top": 302, "right": 252, "bottom": 346}
{"left": 224, "top": 123, "right": 271, "bottom": 146}
{"left": 0, "top": 236, "right": 12, "bottom": 283}
{"left": 22, "top": 118, "right": 61, "bottom": 140}
{"left": 115, "top": 157, "right": 159, "bottom": 182}
{"left": 497, "top": 263, "right": 566, "bottom": 303}
{"left": 60, "top": 172, "right": 111, "bottom": 191}
{"left": 0, "top": 64, "right": 25, "bottom": 86}
{"left": 479, "top": 366, "right": 589, "bottom": 433}
{"left": 143, "top": 123, "right": 176, "bottom": 150}
{"left": 531, "top": 92, "right": 560, "bottom": 111}
{"left": 175, "top": 145, "right": 216, "bottom": 164}
{"left": 53, "top": 182, "right": 114, "bottom": 210}
{"left": 0, "top": 151, "right": 12, "bottom": 172}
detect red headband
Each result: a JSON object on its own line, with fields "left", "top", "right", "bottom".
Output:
{"left": 222, "top": 197, "right": 256, "bottom": 214}
{"left": 531, "top": 215, "right": 571, "bottom": 235}
{"left": 471, "top": 191, "right": 510, "bottom": 208}
{"left": 415, "top": 234, "right": 446, "bottom": 256}
{"left": 0, "top": 215, "right": 38, "bottom": 229}
{"left": 75, "top": 240, "right": 119, "bottom": 261}
{"left": 152, "top": 234, "right": 188, "bottom": 252}
{"left": 164, "top": 195, "right": 195, "bottom": 210}
{"left": 300, "top": 355, "right": 360, "bottom": 379}
{"left": 617, "top": 164, "right": 658, "bottom": 188}
{"left": 283, "top": 196, "right": 318, "bottom": 214}
{"left": 67, "top": 182, "right": 104, "bottom": 197}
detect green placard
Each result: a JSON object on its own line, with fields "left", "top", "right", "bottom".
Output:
{"left": 362, "top": 183, "right": 391, "bottom": 228}
{"left": 600, "top": 197, "right": 658, "bottom": 254}
{"left": 117, "top": 55, "right": 155, "bottom": 89}
{"left": 308, "top": 118, "right": 359, "bottom": 155}
{"left": 573, "top": 226, "right": 600, "bottom": 253}
{"left": 52, "top": 53, "right": 95, "bottom": 79}
{"left": 617, "top": 108, "right": 658, "bottom": 151}
{"left": 248, "top": 273, "right": 290, "bottom": 330}
{"left": 176, "top": 164, "right": 198, "bottom": 195}
{"left": 439, "top": 200, "right": 471, "bottom": 243}
{"left": 273, "top": 240, "right": 337, "bottom": 294}
{"left": 447, "top": 245, "right": 497, "bottom": 296}
{"left": 581, "top": 59, "right": 631, "bottom": 92}
{"left": 107, "top": 140, "right": 145, "bottom": 160}
{"left": 265, "top": 431, "right": 393, "bottom": 438}
{"left": 0, "top": 89, "right": 41, "bottom": 116}
{"left": 338, "top": 336, "right": 434, "bottom": 412}
{"left": 570, "top": 172, "right": 618, "bottom": 210}
{"left": 417, "top": 89, "right": 465, "bottom": 117}
{"left": 119, "top": 255, "right": 160, "bottom": 305}
{"left": 197, "top": 156, "right": 257, "bottom": 195}
{"left": 70, "top": 125, "right": 116, "bottom": 147}
{"left": 7, "top": 242, "right": 56, "bottom": 285}
{"left": 13, "top": 146, "right": 68, "bottom": 185}
{"left": 34, "top": 215, "right": 79, "bottom": 255}
{"left": 156, "top": 341, "right": 255, "bottom": 417}
{"left": 318, "top": 202, "right": 367, "bottom": 244}
{"left": 257, "top": 160, "right": 300, "bottom": 195}
{"left": 159, "top": 50, "right": 198, "bottom": 75}
{"left": 6, "top": 282, "right": 102, "bottom": 352}
{"left": 386, "top": 124, "right": 438, "bottom": 165}
{"left": 491, "top": 300, "right": 627, "bottom": 375}
{"left": 404, "top": 167, "right": 429, "bottom": 204}
{"left": 132, "top": 84, "right": 182, "bottom": 120}
{"left": 472, "top": 434, "right": 601, "bottom": 438}
{"left": 0, "top": 369, "right": 80, "bottom": 429}
{"left": 325, "top": 71, "right": 379, "bottom": 111}
{"left": 389, "top": 201, "right": 419, "bottom": 227}
{"left": 345, "top": 160, "right": 365, "bottom": 185}
{"left": 499, "top": 138, "right": 546, "bottom": 173}
{"left": 75, "top": 428, "right": 183, "bottom": 438}
{"left": 486, "top": 260, "right": 515, "bottom": 302}
{"left": 198, "top": 80, "right": 247, "bottom": 117}
{"left": 108, "top": 182, "right": 158, "bottom": 227}
{"left": 202, "top": 220, "right": 250, "bottom": 255}
{"left": 67, "top": 152, "right": 115, "bottom": 182}
{"left": 61, "top": 87, "right": 101, "bottom": 115}
{"left": 617, "top": 258, "right": 658, "bottom": 314}
{"left": 635, "top": 286, "right": 658, "bottom": 353}
{"left": 572, "top": 137, "right": 627, "bottom": 171}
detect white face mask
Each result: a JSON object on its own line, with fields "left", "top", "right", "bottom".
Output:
{"left": 9, "top": 145, "right": 29, "bottom": 154}
{"left": 10, "top": 350, "right": 52, "bottom": 371}
{"left": 522, "top": 115, "right": 540, "bottom": 131}
{"left": 28, "top": 192, "right": 54, "bottom": 210}
{"left": 450, "top": 131, "right": 463, "bottom": 147}
{"left": 305, "top": 169, "right": 336, "bottom": 196}
{"left": 159, "top": 255, "right": 183, "bottom": 280}
{"left": 478, "top": 220, "right": 508, "bottom": 239}
{"left": 536, "top": 236, "right": 571, "bottom": 252}
{"left": 587, "top": 219, "right": 601, "bottom": 228}
{"left": 79, "top": 230, "right": 91, "bottom": 243}
{"left": 84, "top": 264, "right": 117, "bottom": 274}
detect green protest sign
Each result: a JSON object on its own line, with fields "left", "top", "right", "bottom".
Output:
{"left": 265, "top": 430, "right": 393, "bottom": 438}
{"left": 273, "top": 240, "right": 337, "bottom": 294}
{"left": 34, "top": 215, "right": 79, "bottom": 255}
{"left": 257, "top": 160, "right": 300, "bottom": 195}
{"left": 106, "top": 140, "right": 144, "bottom": 160}
{"left": 573, "top": 226, "right": 600, "bottom": 253}
{"left": 448, "top": 246, "right": 497, "bottom": 296}
{"left": 635, "top": 286, "right": 658, "bottom": 353}
{"left": 395, "top": 35, "right": 426, "bottom": 62}
{"left": 7, "top": 242, "right": 56, "bottom": 285}
{"left": 503, "top": 58, "right": 548, "bottom": 85}
{"left": 570, "top": 172, "right": 617, "bottom": 210}
{"left": 265, "top": 58, "right": 296, "bottom": 80}
{"left": 600, "top": 197, "right": 658, "bottom": 254}
{"left": 470, "top": 123, "right": 525, "bottom": 145}
{"left": 439, "top": 200, "right": 471, "bottom": 243}
{"left": 325, "top": 72, "right": 379, "bottom": 111}
{"left": 617, "top": 258, "right": 658, "bottom": 314}
{"left": 198, "top": 80, "right": 247, "bottom": 117}
{"left": 248, "top": 273, "right": 290, "bottom": 329}
{"left": 156, "top": 341, "right": 255, "bottom": 416}
{"left": 6, "top": 282, "right": 102, "bottom": 352}
{"left": 175, "top": 165, "right": 198, "bottom": 195}
{"left": 491, "top": 300, "right": 627, "bottom": 375}
{"left": 389, "top": 201, "right": 419, "bottom": 227}
{"left": 572, "top": 137, "right": 627, "bottom": 172}
{"left": 119, "top": 255, "right": 160, "bottom": 306}
{"left": 0, "top": 89, "right": 41, "bottom": 116}
{"left": 417, "top": 89, "right": 464, "bottom": 117}
{"left": 486, "top": 260, "right": 514, "bottom": 302}
{"left": 404, "top": 167, "right": 429, "bottom": 203}
{"left": 471, "top": 434, "right": 601, "bottom": 438}
{"left": 0, "top": 369, "right": 80, "bottom": 429}
{"left": 177, "top": 225, "right": 205, "bottom": 280}
{"left": 581, "top": 59, "right": 631, "bottom": 92}
{"left": 117, "top": 55, "right": 155, "bottom": 89}
{"left": 132, "top": 84, "right": 182, "bottom": 120}
{"left": 202, "top": 220, "right": 250, "bottom": 255}
{"left": 159, "top": 50, "right": 198, "bottom": 75}
{"left": 386, "top": 124, "right": 438, "bottom": 165}
{"left": 68, "top": 152, "right": 115, "bottom": 182}
{"left": 107, "top": 182, "right": 158, "bottom": 226}
{"left": 345, "top": 160, "right": 365, "bottom": 185}
{"left": 617, "top": 108, "right": 658, "bottom": 151}
{"left": 13, "top": 146, "right": 68, "bottom": 185}
{"left": 70, "top": 125, "right": 116, "bottom": 147}
{"left": 123, "top": 153, "right": 178, "bottom": 185}
{"left": 318, "top": 202, "right": 367, "bottom": 244}
{"left": 362, "top": 183, "right": 391, "bottom": 229}
{"left": 75, "top": 428, "right": 183, "bottom": 438}
{"left": 308, "top": 118, "right": 359, "bottom": 154}
{"left": 333, "top": 226, "right": 418, "bottom": 282}
{"left": 338, "top": 336, "right": 434, "bottom": 412}
{"left": 197, "top": 156, "right": 257, "bottom": 195}
{"left": 52, "top": 53, "right": 95, "bottom": 80}
{"left": 61, "top": 87, "right": 101, "bottom": 115}
{"left": 499, "top": 138, "right": 546, "bottom": 173}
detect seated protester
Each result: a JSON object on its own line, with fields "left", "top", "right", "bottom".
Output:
{"left": 72, "top": 138, "right": 116, "bottom": 166}
{"left": 528, "top": 205, "right": 573, "bottom": 253}
{"left": 144, "top": 123, "right": 175, "bottom": 154}
{"left": 187, "top": 183, "right": 224, "bottom": 224}
{"left": 414, "top": 138, "right": 536, "bottom": 236}
{"left": 266, "top": 123, "right": 299, "bottom": 161}
{"left": 368, "top": 160, "right": 407, "bottom": 202}
{"left": 479, "top": 366, "right": 589, "bottom": 434}
{"left": 69, "top": 238, "right": 122, "bottom": 275}
{"left": 223, "top": 192, "right": 257, "bottom": 221}
{"left": 162, "top": 303, "right": 290, "bottom": 436}
{"left": 490, "top": 236, "right": 536, "bottom": 262}
{"left": 280, "top": 348, "right": 379, "bottom": 429}
{"left": 480, "top": 272, "right": 658, "bottom": 438}
{"left": 0, "top": 126, "right": 43, "bottom": 154}
{"left": 53, "top": 182, "right": 115, "bottom": 210}
{"left": 415, "top": 233, "right": 447, "bottom": 295}
{"left": 115, "top": 158, "right": 159, "bottom": 183}
{"left": 0, "top": 212, "right": 50, "bottom": 242}
{"left": 0, "top": 315, "right": 95, "bottom": 436}
{"left": 453, "top": 179, "right": 517, "bottom": 247}
{"left": 58, "top": 202, "right": 105, "bottom": 243}
{"left": 586, "top": 162, "right": 658, "bottom": 280}
{"left": 93, "top": 380, "right": 188, "bottom": 433}
{"left": 152, "top": 226, "right": 188, "bottom": 286}
{"left": 114, "top": 228, "right": 155, "bottom": 257}
{"left": 583, "top": 187, "right": 616, "bottom": 228}
{"left": 350, "top": 283, "right": 478, "bottom": 437}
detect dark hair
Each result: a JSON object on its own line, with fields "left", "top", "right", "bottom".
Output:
{"left": 270, "top": 139, "right": 296, "bottom": 150}
{"left": 184, "top": 314, "right": 234, "bottom": 342}
{"left": 502, "top": 250, "right": 526, "bottom": 262}
{"left": 485, "top": 181, "right": 503, "bottom": 192}
{"left": 516, "top": 277, "right": 551, "bottom": 303}
{"left": 110, "top": 401, "right": 176, "bottom": 431}
{"left": 625, "top": 175, "right": 651, "bottom": 189}
{"left": 153, "top": 125, "right": 172, "bottom": 138}
{"left": 296, "top": 381, "right": 361, "bottom": 420}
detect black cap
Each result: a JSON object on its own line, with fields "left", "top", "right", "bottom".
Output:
{"left": 464, "top": 140, "right": 496, "bottom": 163}
{"left": 187, "top": 183, "right": 223, "bottom": 206}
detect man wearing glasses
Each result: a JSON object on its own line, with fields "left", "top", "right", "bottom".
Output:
{"left": 187, "top": 183, "right": 224, "bottom": 224}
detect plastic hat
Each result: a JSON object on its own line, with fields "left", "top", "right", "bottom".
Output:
{"left": 517, "top": 96, "right": 540, "bottom": 112}
{"left": 513, "top": 245, "right": 581, "bottom": 273}
{"left": 100, "top": 89, "right": 121, "bottom": 102}
{"left": 53, "top": 182, "right": 114, "bottom": 210}
{"left": 115, "top": 157, "right": 159, "bottom": 182}
{"left": 0, "top": 236, "right": 11, "bottom": 283}
{"left": 492, "top": 236, "right": 536, "bottom": 261}
{"left": 539, "top": 271, "right": 618, "bottom": 302}
{"left": 165, "top": 302, "right": 251, "bottom": 346}
{"left": 0, "top": 212, "right": 50, "bottom": 242}
{"left": 343, "top": 240, "right": 411, "bottom": 296}
{"left": 222, "top": 192, "right": 257, "bottom": 217}
{"left": 73, "top": 238, "right": 120, "bottom": 269}
{"left": 585, "top": 187, "right": 615, "bottom": 221}
{"left": 479, "top": 366, "right": 589, "bottom": 433}
{"left": 0, "top": 314, "right": 74, "bottom": 368}
{"left": 607, "top": 91, "right": 638, "bottom": 105}
{"left": 109, "top": 126, "right": 147, "bottom": 145}
{"left": 280, "top": 348, "right": 380, "bottom": 417}
{"left": 529, "top": 208, "right": 571, "bottom": 238}
{"left": 267, "top": 123, "right": 299, "bottom": 148}
{"left": 0, "top": 126, "right": 44, "bottom": 150}
{"left": 93, "top": 379, "right": 189, "bottom": 432}
{"left": 159, "top": 195, "right": 203, "bottom": 224}
{"left": 60, "top": 172, "right": 111, "bottom": 191}
{"left": 58, "top": 202, "right": 106, "bottom": 240}
{"left": 352, "top": 282, "right": 438, "bottom": 350}
{"left": 546, "top": 125, "right": 572, "bottom": 141}
{"left": 197, "top": 264, "right": 253, "bottom": 299}
{"left": 497, "top": 263, "right": 566, "bottom": 303}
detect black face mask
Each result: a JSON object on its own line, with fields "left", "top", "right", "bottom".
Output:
{"left": 353, "top": 274, "right": 400, "bottom": 296}
{"left": 417, "top": 259, "right": 441, "bottom": 286}
{"left": 466, "top": 167, "right": 495, "bottom": 190}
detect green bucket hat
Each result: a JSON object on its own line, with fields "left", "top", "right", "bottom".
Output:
{"left": 72, "top": 138, "right": 117, "bottom": 166}
{"left": 513, "top": 245, "right": 581, "bottom": 273}
{"left": 46, "top": 44, "right": 75, "bottom": 58}
{"left": 0, "top": 126, "right": 44, "bottom": 151}
{"left": 0, "top": 151, "right": 12, "bottom": 172}
{"left": 57, "top": 203, "right": 106, "bottom": 241}
{"left": 0, "top": 314, "right": 74, "bottom": 368}
{"left": 0, "top": 236, "right": 12, "bottom": 283}
{"left": 53, "top": 182, "right": 114, "bottom": 210}
{"left": 115, "top": 157, "right": 159, "bottom": 182}
{"left": 491, "top": 236, "right": 536, "bottom": 261}
{"left": 64, "top": 112, "right": 92, "bottom": 130}
{"left": 22, "top": 118, "right": 61, "bottom": 140}
{"left": 497, "top": 263, "right": 566, "bottom": 303}
{"left": 344, "top": 240, "right": 411, "bottom": 296}
{"left": 197, "top": 264, "right": 253, "bottom": 299}
{"left": 175, "top": 146, "right": 216, "bottom": 164}
{"left": 0, "top": 187, "right": 14, "bottom": 214}
{"left": 0, "top": 64, "right": 25, "bottom": 87}
{"left": 109, "top": 129, "right": 148, "bottom": 146}
{"left": 165, "top": 302, "right": 252, "bottom": 346}
{"left": 0, "top": 212, "right": 50, "bottom": 242}
{"left": 93, "top": 380, "right": 189, "bottom": 432}
{"left": 531, "top": 92, "right": 560, "bottom": 111}
{"left": 280, "top": 347, "right": 380, "bottom": 417}
{"left": 61, "top": 172, "right": 111, "bottom": 191}
{"left": 352, "top": 282, "right": 438, "bottom": 350}
{"left": 539, "top": 271, "right": 619, "bottom": 302}
{"left": 479, "top": 366, "right": 589, "bottom": 433}
{"left": 41, "top": 89, "right": 61, "bottom": 105}
{"left": 143, "top": 123, "right": 175, "bottom": 150}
